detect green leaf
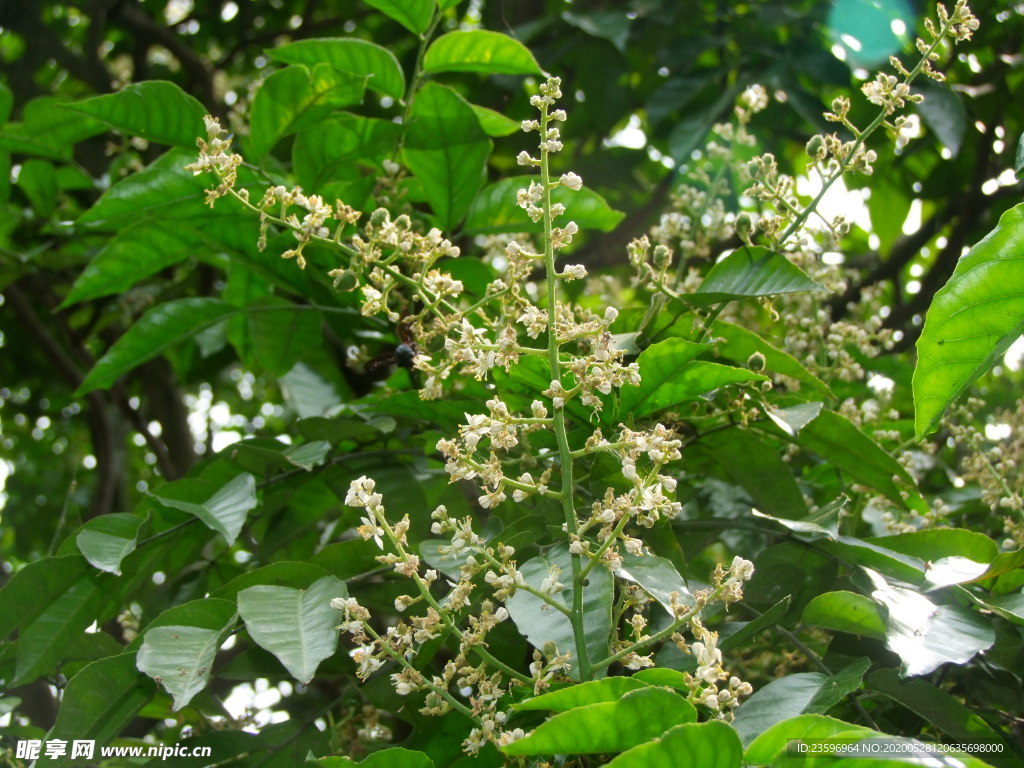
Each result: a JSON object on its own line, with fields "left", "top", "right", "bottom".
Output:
{"left": 798, "top": 410, "right": 920, "bottom": 510}
{"left": 247, "top": 296, "right": 323, "bottom": 376}
{"left": 618, "top": 338, "right": 766, "bottom": 419}
{"left": 250, "top": 64, "right": 368, "bottom": 158}
{"left": 0, "top": 96, "right": 106, "bottom": 160}
{"left": 977, "top": 590, "right": 1024, "bottom": 625}
{"left": 615, "top": 551, "right": 693, "bottom": 615}
{"left": 733, "top": 671, "right": 864, "bottom": 747}
{"left": 422, "top": 30, "right": 542, "bottom": 75}
{"left": 915, "top": 79, "right": 966, "bottom": 157}
{"left": 292, "top": 113, "right": 401, "bottom": 190}
{"left": 506, "top": 545, "right": 612, "bottom": 681}
{"left": 464, "top": 175, "right": 624, "bottom": 234}
{"left": 695, "top": 428, "right": 808, "bottom": 519}
{"left": 280, "top": 362, "right": 341, "bottom": 419}
{"left": 136, "top": 600, "right": 237, "bottom": 710}
{"left": 402, "top": 82, "right": 492, "bottom": 231}
{"left": 866, "top": 528, "right": 998, "bottom": 566}
{"left": 470, "top": 103, "right": 521, "bottom": 136}
{"left": 364, "top": 0, "right": 434, "bottom": 35}
{"left": 502, "top": 687, "right": 696, "bottom": 756}
{"left": 76, "top": 298, "right": 236, "bottom": 395}
{"left": 0, "top": 555, "right": 90, "bottom": 639}
{"left": 914, "top": 202, "right": 1024, "bottom": 439}
{"left": 1016, "top": 133, "right": 1024, "bottom": 181}
{"left": 683, "top": 246, "right": 827, "bottom": 307}
{"left": 16, "top": 158, "right": 58, "bottom": 216}
{"left": 514, "top": 677, "right": 650, "bottom": 712}
{"left": 61, "top": 81, "right": 206, "bottom": 147}
{"left": 867, "top": 180, "right": 912, "bottom": 254}
{"left": 48, "top": 654, "right": 156, "bottom": 765}
{"left": 605, "top": 720, "right": 742, "bottom": 768}
{"left": 0, "top": 81, "right": 12, "bottom": 122}
{"left": 210, "top": 562, "right": 331, "bottom": 601}
{"left": 150, "top": 473, "right": 258, "bottom": 546}
{"left": 270, "top": 39, "right": 405, "bottom": 100}
{"left": 710, "top": 321, "right": 832, "bottom": 396}
{"left": 236, "top": 575, "right": 347, "bottom": 683}
{"left": 763, "top": 403, "right": 824, "bottom": 438}
{"left": 78, "top": 149, "right": 261, "bottom": 230}
{"left": 745, "top": 714, "right": 878, "bottom": 765}
{"left": 61, "top": 221, "right": 199, "bottom": 308}
{"left": 562, "top": 10, "right": 632, "bottom": 54}
{"left": 719, "top": 597, "right": 791, "bottom": 652}
{"left": 76, "top": 513, "right": 144, "bottom": 575}
{"left": 802, "top": 591, "right": 887, "bottom": 640}
{"left": 283, "top": 441, "right": 331, "bottom": 470}
{"left": 12, "top": 575, "right": 105, "bottom": 685}
{"left": 867, "top": 668, "right": 1017, "bottom": 752}
{"left": 865, "top": 568, "right": 994, "bottom": 676}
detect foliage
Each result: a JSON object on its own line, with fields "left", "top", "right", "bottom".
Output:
{"left": 1, "top": 2, "right": 1023, "bottom": 768}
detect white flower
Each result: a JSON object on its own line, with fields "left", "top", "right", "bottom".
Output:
{"left": 559, "top": 172, "right": 583, "bottom": 190}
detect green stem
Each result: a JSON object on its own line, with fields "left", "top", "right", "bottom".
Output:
{"left": 540, "top": 100, "right": 591, "bottom": 682}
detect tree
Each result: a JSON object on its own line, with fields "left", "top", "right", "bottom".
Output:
{"left": 1, "top": 1, "right": 1022, "bottom": 767}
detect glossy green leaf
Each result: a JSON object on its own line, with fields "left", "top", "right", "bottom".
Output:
{"left": 683, "top": 246, "right": 827, "bottom": 307}
{"left": 867, "top": 669, "right": 1017, "bottom": 752}
{"left": 48, "top": 654, "right": 156, "bottom": 765}
{"left": 0, "top": 96, "right": 106, "bottom": 160}
{"left": 61, "top": 81, "right": 206, "bottom": 147}
{"left": 506, "top": 544, "right": 612, "bottom": 681}
{"left": 402, "top": 81, "right": 491, "bottom": 231}
{"left": 76, "top": 513, "right": 144, "bottom": 575}
{"left": 0, "top": 556, "right": 90, "bottom": 639}
{"left": 250, "top": 64, "right": 367, "bottom": 158}
{"left": 1016, "top": 132, "right": 1024, "bottom": 181}
{"left": 710, "top": 321, "right": 832, "bottom": 396}
{"left": 867, "top": 528, "right": 998, "bottom": 565}
{"left": 423, "top": 30, "right": 542, "bottom": 75}
{"left": 283, "top": 441, "right": 331, "bottom": 470}
{"left": 562, "top": 10, "right": 632, "bottom": 53}
{"left": 314, "top": 749, "right": 435, "bottom": 768}
{"left": 136, "top": 599, "right": 237, "bottom": 710}
{"left": 618, "top": 338, "right": 766, "bottom": 419}
{"left": 695, "top": 427, "right": 808, "bottom": 519}
{"left": 719, "top": 597, "right": 791, "bottom": 652}
{"left": 799, "top": 410, "right": 921, "bottom": 510}
{"left": 292, "top": 113, "right": 401, "bottom": 190}
{"left": 76, "top": 298, "right": 236, "bottom": 395}
{"left": 270, "top": 39, "right": 405, "bottom": 100}
{"left": 364, "top": 0, "right": 434, "bottom": 35}
{"left": 470, "top": 103, "right": 521, "bottom": 136}
{"left": 0, "top": 81, "right": 11, "bottom": 122}
{"left": 236, "top": 575, "right": 347, "bottom": 683}
{"left": 733, "top": 671, "right": 864, "bottom": 747}
{"left": 280, "top": 362, "right": 341, "bottom": 418}
{"left": 745, "top": 714, "right": 878, "bottom": 765}
{"left": 605, "top": 720, "right": 742, "bottom": 768}
{"left": 12, "top": 575, "right": 104, "bottom": 685}
{"left": 977, "top": 590, "right": 1024, "bottom": 625}
{"left": 764, "top": 402, "right": 824, "bottom": 437}
{"left": 247, "top": 296, "right": 323, "bottom": 376}
{"left": 16, "top": 158, "right": 58, "bottom": 216}
{"left": 616, "top": 550, "right": 693, "bottom": 614}
{"left": 865, "top": 568, "right": 994, "bottom": 676}
{"left": 915, "top": 79, "right": 966, "bottom": 157}
{"left": 914, "top": 202, "right": 1024, "bottom": 439}
{"left": 502, "top": 687, "right": 696, "bottom": 756}
{"left": 514, "top": 677, "right": 650, "bottom": 712}
{"left": 78, "top": 149, "right": 261, "bottom": 230}
{"left": 150, "top": 473, "right": 257, "bottom": 546}
{"left": 464, "top": 175, "right": 624, "bottom": 234}
{"left": 61, "top": 221, "right": 199, "bottom": 308}
{"left": 802, "top": 591, "right": 886, "bottom": 640}
{"left": 867, "top": 180, "right": 912, "bottom": 254}
{"left": 210, "top": 562, "right": 331, "bottom": 601}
